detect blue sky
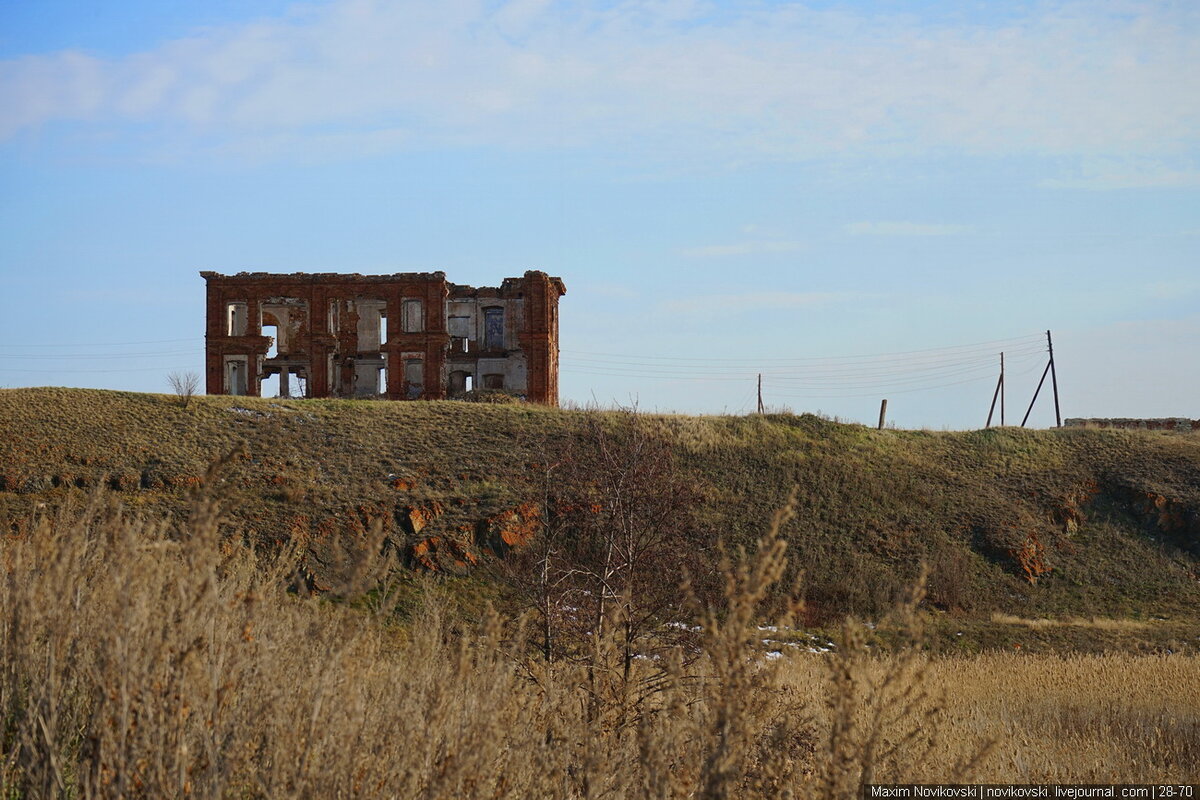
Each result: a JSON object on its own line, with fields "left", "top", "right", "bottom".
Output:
{"left": 1, "top": 0, "right": 1197, "bottom": 428}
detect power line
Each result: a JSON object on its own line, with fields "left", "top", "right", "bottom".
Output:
{"left": 562, "top": 332, "right": 1044, "bottom": 365}
{"left": 0, "top": 365, "right": 198, "bottom": 374}
{"left": 761, "top": 361, "right": 1045, "bottom": 400}
{"left": 761, "top": 351, "right": 1044, "bottom": 387}
{"left": 560, "top": 367, "right": 752, "bottom": 383}
{"left": 561, "top": 330, "right": 1053, "bottom": 406}
{"left": 561, "top": 346, "right": 1045, "bottom": 385}
{"left": 564, "top": 343, "right": 1046, "bottom": 380}
{"left": 562, "top": 358, "right": 1017, "bottom": 388}
{"left": 0, "top": 350, "right": 203, "bottom": 360}
{"left": 0, "top": 338, "right": 196, "bottom": 348}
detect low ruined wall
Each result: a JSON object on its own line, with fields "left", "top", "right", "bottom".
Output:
{"left": 1065, "top": 418, "right": 1199, "bottom": 432}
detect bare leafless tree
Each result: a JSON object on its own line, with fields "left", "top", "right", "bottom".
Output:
{"left": 168, "top": 371, "right": 200, "bottom": 408}
{"left": 499, "top": 407, "right": 714, "bottom": 731}
{"left": 563, "top": 411, "right": 710, "bottom": 683}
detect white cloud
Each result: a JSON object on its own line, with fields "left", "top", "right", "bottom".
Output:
{"left": 844, "top": 222, "right": 974, "bottom": 237}
{"left": 661, "top": 292, "right": 846, "bottom": 314}
{"left": 1, "top": 0, "right": 1198, "bottom": 162}
{"left": 680, "top": 240, "right": 805, "bottom": 258}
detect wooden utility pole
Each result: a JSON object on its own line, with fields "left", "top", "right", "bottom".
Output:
{"left": 878, "top": 398, "right": 888, "bottom": 430}
{"left": 1046, "top": 330, "right": 1061, "bottom": 428}
{"left": 756, "top": 373, "right": 765, "bottom": 414}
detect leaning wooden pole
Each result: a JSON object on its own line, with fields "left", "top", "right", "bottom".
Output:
{"left": 757, "top": 373, "right": 765, "bottom": 414}
{"left": 878, "top": 398, "right": 888, "bottom": 430}
{"left": 1047, "top": 330, "right": 1061, "bottom": 428}
{"left": 986, "top": 370, "right": 1003, "bottom": 428}
{"left": 1021, "top": 361, "right": 1052, "bottom": 427}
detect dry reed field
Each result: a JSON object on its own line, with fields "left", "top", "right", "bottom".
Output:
{"left": 3, "top": 496, "right": 1197, "bottom": 799}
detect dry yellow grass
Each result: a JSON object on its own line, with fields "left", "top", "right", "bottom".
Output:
{"left": 990, "top": 612, "right": 1154, "bottom": 630}
{"left": 778, "top": 650, "right": 1200, "bottom": 784}
{"left": 2, "top": 495, "right": 1197, "bottom": 798}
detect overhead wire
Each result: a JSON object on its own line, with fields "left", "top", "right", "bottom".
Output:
{"left": 560, "top": 331, "right": 1050, "bottom": 399}
{"left": 760, "top": 350, "right": 1044, "bottom": 388}
{"left": 0, "top": 338, "right": 196, "bottom": 348}
{"left": 0, "top": 349, "right": 203, "bottom": 360}
{"left": 565, "top": 338, "right": 1045, "bottom": 365}
{"left": 563, "top": 345, "right": 1042, "bottom": 378}
{"left": 562, "top": 331, "right": 1044, "bottom": 364}
{"left": 761, "top": 359, "right": 1045, "bottom": 399}
{"left": 559, "top": 358, "right": 1020, "bottom": 388}
{"left": 0, "top": 337, "right": 203, "bottom": 376}
{"left": 0, "top": 330, "right": 1052, "bottom": 403}
{"left": 0, "top": 365, "right": 200, "bottom": 374}
{"left": 565, "top": 343, "right": 1045, "bottom": 381}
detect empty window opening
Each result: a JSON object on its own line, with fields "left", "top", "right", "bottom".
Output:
{"left": 327, "top": 301, "right": 339, "bottom": 334}
{"left": 465, "top": 374, "right": 474, "bottom": 392}
{"left": 447, "top": 313, "right": 471, "bottom": 339}
{"left": 225, "top": 359, "right": 247, "bottom": 396}
{"left": 402, "top": 299, "right": 423, "bottom": 333}
{"left": 379, "top": 366, "right": 387, "bottom": 395}
{"left": 351, "top": 358, "right": 381, "bottom": 397}
{"left": 264, "top": 370, "right": 305, "bottom": 398}
{"left": 261, "top": 376, "right": 282, "bottom": 400}
{"left": 226, "top": 302, "right": 248, "bottom": 336}
{"left": 264, "top": 324, "right": 279, "bottom": 358}
{"left": 405, "top": 359, "right": 424, "bottom": 398}
{"left": 484, "top": 307, "right": 504, "bottom": 350}
{"left": 353, "top": 300, "right": 385, "bottom": 352}
{"left": 379, "top": 311, "right": 388, "bottom": 348}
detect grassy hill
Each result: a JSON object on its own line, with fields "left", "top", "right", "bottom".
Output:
{"left": 2, "top": 387, "right": 1198, "bottom": 651}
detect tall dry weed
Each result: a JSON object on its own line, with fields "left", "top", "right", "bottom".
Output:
{"left": 814, "top": 569, "right": 993, "bottom": 796}
{"left": 1, "top": 487, "right": 1193, "bottom": 798}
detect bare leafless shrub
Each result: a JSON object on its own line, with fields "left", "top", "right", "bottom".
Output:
{"left": 167, "top": 370, "right": 199, "bottom": 408}
{"left": 926, "top": 547, "right": 978, "bottom": 613}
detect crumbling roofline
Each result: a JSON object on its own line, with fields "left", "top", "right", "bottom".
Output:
{"left": 200, "top": 270, "right": 564, "bottom": 295}
{"left": 200, "top": 270, "right": 448, "bottom": 283}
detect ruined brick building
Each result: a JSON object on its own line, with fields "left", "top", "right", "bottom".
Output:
{"left": 201, "top": 270, "right": 566, "bottom": 404}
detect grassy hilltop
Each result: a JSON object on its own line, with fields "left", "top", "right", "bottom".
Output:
{"left": 1, "top": 386, "right": 1198, "bottom": 651}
